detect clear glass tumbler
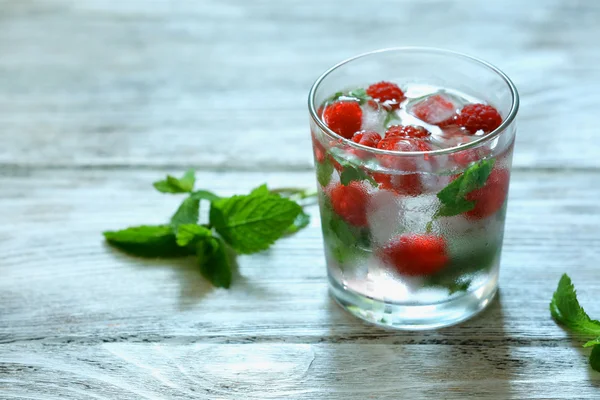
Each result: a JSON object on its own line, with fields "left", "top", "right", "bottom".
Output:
{"left": 308, "top": 48, "right": 519, "bottom": 329}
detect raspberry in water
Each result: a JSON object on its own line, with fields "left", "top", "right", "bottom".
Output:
{"left": 329, "top": 182, "right": 369, "bottom": 227}
{"left": 366, "top": 81, "right": 405, "bottom": 110}
{"left": 385, "top": 125, "right": 431, "bottom": 139}
{"left": 456, "top": 103, "right": 502, "bottom": 134}
{"left": 380, "top": 234, "right": 449, "bottom": 276}
{"left": 323, "top": 101, "right": 363, "bottom": 139}
{"left": 465, "top": 168, "right": 510, "bottom": 219}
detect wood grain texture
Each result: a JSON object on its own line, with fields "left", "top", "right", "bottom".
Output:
{"left": 0, "top": 0, "right": 599, "bottom": 170}
{"left": 1, "top": 0, "right": 600, "bottom": 398}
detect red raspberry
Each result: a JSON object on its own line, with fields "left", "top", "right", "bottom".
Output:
{"left": 329, "top": 182, "right": 369, "bottom": 227}
{"left": 366, "top": 81, "right": 405, "bottom": 110}
{"left": 323, "top": 101, "right": 363, "bottom": 139}
{"left": 373, "top": 173, "right": 423, "bottom": 197}
{"left": 351, "top": 130, "right": 382, "bottom": 148}
{"left": 455, "top": 103, "right": 502, "bottom": 134}
{"left": 385, "top": 125, "right": 431, "bottom": 139}
{"left": 380, "top": 234, "right": 449, "bottom": 276}
{"left": 411, "top": 94, "right": 457, "bottom": 125}
{"left": 465, "top": 168, "right": 510, "bottom": 219}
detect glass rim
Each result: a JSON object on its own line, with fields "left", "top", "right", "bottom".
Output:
{"left": 308, "top": 46, "right": 520, "bottom": 157}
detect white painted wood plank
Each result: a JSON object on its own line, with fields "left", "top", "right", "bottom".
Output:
{"left": 0, "top": 0, "right": 598, "bottom": 169}
{"left": 1, "top": 342, "right": 599, "bottom": 399}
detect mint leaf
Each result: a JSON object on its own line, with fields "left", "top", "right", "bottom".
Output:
{"left": 104, "top": 225, "right": 193, "bottom": 258}
{"left": 584, "top": 338, "right": 600, "bottom": 348}
{"left": 316, "top": 157, "right": 334, "bottom": 187}
{"left": 210, "top": 193, "right": 302, "bottom": 254}
{"left": 338, "top": 160, "right": 377, "bottom": 187}
{"left": 250, "top": 184, "right": 270, "bottom": 196}
{"left": 284, "top": 210, "right": 310, "bottom": 236}
{"left": 153, "top": 169, "right": 196, "bottom": 193}
{"left": 590, "top": 346, "right": 600, "bottom": 372}
{"left": 347, "top": 88, "right": 371, "bottom": 104}
{"left": 191, "top": 190, "right": 220, "bottom": 202}
{"left": 435, "top": 159, "right": 495, "bottom": 218}
{"left": 384, "top": 111, "right": 400, "bottom": 128}
{"left": 176, "top": 224, "right": 212, "bottom": 247}
{"left": 197, "top": 236, "right": 232, "bottom": 288}
{"left": 550, "top": 274, "right": 600, "bottom": 336}
{"left": 170, "top": 196, "right": 200, "bottom": 230}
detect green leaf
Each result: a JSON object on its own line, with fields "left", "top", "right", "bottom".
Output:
{"left": 584, "top": 337, "right": 600, "bottom": 348}
{"left": 316, "top": 157, "right": 334, "bottom": 187}
{"left": 338, "top": 160, "right": 378, "bottom": 187}
{"left": 250, "top": 184, "right": 270, "bottom": 196}
{"left": 103, "top": 225, "right": 194, "bottom": 258}
{"left": 384, "top": 111, "right": 400, "bottom": 128}
{"left": 209, "top": 193, "right": 302, "bottom": 254}
{"left": 190, "top": 190, "right": 221, "bottom": 202}
{"left": 284, "top": 210, "right": 310, "bottom": 236}
{"left": 347, "top": 88, "right": 371, "bottom": 104}
{"left": 590, "top": 345, "right": 600, "bottom": 372}
{"left": 435, "top": 159, "right": 495, "bottom": 218}
{"left": 170, "top": 196, "right": 200, "bottom": 230}
{"left": 153, "top": 169, "right": 196, "bottom": 193}
{"left": 197, "top": 236, "right": 232, "bottom": 288}
{"left": 550, "top": 274, "right": 600, "bottom": 336}
{"left": 175, "top": 224, "right": 212, "bottom": 247}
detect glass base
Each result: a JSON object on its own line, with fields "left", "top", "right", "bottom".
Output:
{"left": 329, "top": 275, "right": 498, "bottom": 330}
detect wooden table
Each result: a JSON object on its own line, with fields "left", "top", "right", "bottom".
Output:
{"left": 1, "top": 0, "right": 599, "bottom": 398}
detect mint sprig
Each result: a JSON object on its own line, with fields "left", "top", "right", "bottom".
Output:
{"left": 153, "top": 169, "right": 196, "bottom": 193}
{"left": 551, "top": 273, "right": 600, "bottom": 372}
{"left": 104, "top": 171, "right": 314, "bottom": 288}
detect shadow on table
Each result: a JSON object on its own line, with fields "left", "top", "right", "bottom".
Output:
{"left": 323, "top": 291, "right": 519, "bottom": 399}
{"left": 104, "top": 244, "right": 241, "bottom": 310}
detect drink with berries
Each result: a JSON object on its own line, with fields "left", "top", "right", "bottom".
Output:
{"left": 308, "top": 48, "right": 519, "bottom": 329}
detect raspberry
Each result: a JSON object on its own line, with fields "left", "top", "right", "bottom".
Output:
{"left": 465, "top": 168, "right": 510, "bottom": 219}
{"left": 323, "top": 101, "right": 363, "bottom": 139}
{"left": 411, "top": 94, "right": 457, "bottom": 125}
{"left": 329, "top": 182, "right": 369, "bottom": 227}
{"left": 377, "top": 136, "right": 432, "bottom": 153}
{"left": 379, "top": 234, "right": 449, "bottom": 276}
{"left": 455, "top": 103, "right": 502, "bottom": 134}
{"left": 351, "top": 131, "right": 382, "bottom": 148}
{"left": 373, "top": 173, "right": 423, "bottom": 197}
{"left": 385, "top": 125, "right": 431, "bottom": 139}
{"left": 366, "top": 81, "right": 405, "bottom": 110}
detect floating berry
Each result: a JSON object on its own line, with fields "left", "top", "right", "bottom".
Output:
{"left": 329, "top": 182, "right": 369, "bottom": 227}
{"left": 351, "top": 131, "right": 382, "bottom": 148}
{"left": 380, "top": 234, "right": 449, "bottom": 276}
{"left": 411, "top": 94, "right": 457, "bottom": 125}
{"left": 385, "top": 125, "right": 431, "bottom": 139}
{"left": 323, "top": 101, "right": 363, "bottom": 139}
{"left": 465, "top": 168, "right": 510, "bottom": 219}
{"left": 455, "top": 103, "right": 502, "bottom": 134}
{"left": 366, "top": 81, "right": 405, "bottom": 110}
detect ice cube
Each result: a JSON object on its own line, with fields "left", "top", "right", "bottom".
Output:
{"left": 361, "top": 102, "right": 386, "bottom": 134}
{"left": 367, "top": 189, "right": 404, "bottom": 245}
{"left": 407, "top": 93, "right": 459, "bottom": 125}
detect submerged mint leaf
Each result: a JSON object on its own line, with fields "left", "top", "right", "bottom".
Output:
{"left": 316, "top": 157, "right": 334, "bottom": 187}
{"left": 384, "top": 111, "right": 400, "bottom": 128}
{"left": 104, "top": 225, "right": 193, "bottom": 258}
{"left": 347, "top": 88, "right": 371, "bottom": 104}
{"left": 550, "top": 274, "right": 600, "bottom": 336}
{"left": 435, "top": 159, "right": 495, "bottom": 218}
{"left": 338, "top": 160, "right": 377, "bottom": 187}
{"left": 170, "top": 196, "right": 200, "bottom": 230}
{"left": 153, "top": 169, "right": 196, "bottom": 193}
{"left": 197, "top": 236, "right": 232, "bottom": 288}
{"left": 175, "top": 224, "right": 212, "bottom": 247}
{"left": 210, "top": 193, "right": 302, "bottom": 254}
